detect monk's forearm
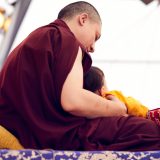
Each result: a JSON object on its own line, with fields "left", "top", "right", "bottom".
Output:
{"left": 68, "top": 89, "right": 127, "bottom": 118}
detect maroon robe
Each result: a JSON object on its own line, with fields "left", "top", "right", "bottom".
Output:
{"left": 0, "top": 19, "right": 160, "bottom": 151}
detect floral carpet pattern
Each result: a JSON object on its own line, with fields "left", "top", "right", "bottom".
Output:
{"left": 0, "top": 149, "right": 160, "bottom": 160}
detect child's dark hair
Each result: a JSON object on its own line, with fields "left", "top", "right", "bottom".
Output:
{"left": 83, "top": 66, "right": 104, "bottom": 92}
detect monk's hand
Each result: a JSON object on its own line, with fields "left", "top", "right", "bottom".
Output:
{"left": 106, "top": 94, "right": 127, "bottom": 116}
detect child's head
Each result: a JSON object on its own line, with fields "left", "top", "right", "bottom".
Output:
{"left": 83, "top": 66, "right": 108, "bottom": 96}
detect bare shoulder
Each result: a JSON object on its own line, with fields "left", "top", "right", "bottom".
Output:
{"left": 61, "top": 46, "right": 83, "bottom": 111}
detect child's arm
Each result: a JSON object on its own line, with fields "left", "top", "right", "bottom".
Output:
{"left": 105, "top": 90, "right": 149, "bottom": 118}
{"left": 106, "top": 94, "right": 129, "bottom": 117}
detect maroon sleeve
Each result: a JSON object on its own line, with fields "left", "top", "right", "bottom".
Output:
{"left": 52, "top": 29, "right": 92, "bottom": 101}
{"left": 51, "top": 28, "right": 80, "bottom": 101}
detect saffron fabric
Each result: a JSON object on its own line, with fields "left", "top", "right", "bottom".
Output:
{"left": 0, "top": 125, "right": 23, "bottom": 149}
{"left": 105, "top": 90, "right": 149, "bottom": 118}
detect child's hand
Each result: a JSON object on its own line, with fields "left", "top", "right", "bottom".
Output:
{"left": 105, "top": 94, "right": 127, "bottom": 116}
{"left": 123, "top": 114, "right": 129, "bottom": 117}
{"left": 105, "top": 94, "right": 119, "bottom": 101}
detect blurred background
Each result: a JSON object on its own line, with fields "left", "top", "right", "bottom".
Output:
{"left": 0, "top": 0, "right": 160, "bottom": 109}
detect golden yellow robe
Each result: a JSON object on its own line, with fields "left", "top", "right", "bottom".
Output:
{"left": 105, "top": 90, "right": 149, "bottom": 118}
{"left": 0, "top": 125, "right": 23, "bottom": 149}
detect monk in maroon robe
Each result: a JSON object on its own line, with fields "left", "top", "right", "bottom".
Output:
{"left": 0, "top": 1, "right": 160, "bottom": 151}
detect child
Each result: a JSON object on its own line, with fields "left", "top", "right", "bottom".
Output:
{"left": 83, "top": 66, "right": 160, "bottom": 125}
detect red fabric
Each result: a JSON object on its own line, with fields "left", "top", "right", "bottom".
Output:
{"left": 0, "top": 19, "right": 160, "bottom": 151}
{"left": 147, "top": 108, "right": 160, "bottom": 126}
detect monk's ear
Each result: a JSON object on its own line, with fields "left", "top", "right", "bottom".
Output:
{"left": 78, "top": 13, "right": 89, "bottom": 26}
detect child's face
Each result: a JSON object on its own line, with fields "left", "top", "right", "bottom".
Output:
{"left": 100, "top": 78, "right": 109, "bottom": 96}
{"left": 96, "top": 77, "right": 109, "bottom": 97}
{"left": 103, "top": 79, "right": 109, "bottom": 92}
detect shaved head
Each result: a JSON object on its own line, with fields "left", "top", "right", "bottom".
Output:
{"left": 58, "top": 1, "right": 101, "bottom": 24}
